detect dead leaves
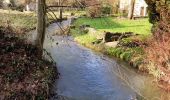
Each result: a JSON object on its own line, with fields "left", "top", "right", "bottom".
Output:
{"left": 0, "top": 27, "right": 57, "bottom": 99}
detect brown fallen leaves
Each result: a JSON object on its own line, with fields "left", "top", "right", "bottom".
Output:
{"left": 144, "top": 8, "right": 170, "bottom": 91}
{"left": 0, "top": 27, "right": 58, "bottom": 100}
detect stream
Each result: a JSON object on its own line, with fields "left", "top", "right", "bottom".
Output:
{"left": 29, "top": 19, "right": 170, "bottom": 100}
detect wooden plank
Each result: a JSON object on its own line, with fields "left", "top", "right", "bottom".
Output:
{"left": 47, "top": 5, "right": 72, "bottom": 8}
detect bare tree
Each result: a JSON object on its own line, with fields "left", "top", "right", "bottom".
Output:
{"left": 35, "top": 0, "right": 46, "bottom": 56}
{"left": 59, "top": 0, "right": 63, "bottom": 22}
{"left": 0, "top": 0, "right": 3, "bottom": 8}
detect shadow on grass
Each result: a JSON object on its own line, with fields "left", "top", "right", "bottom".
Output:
{"left": 85, "top": 17, "right": 124, "bottom": 29}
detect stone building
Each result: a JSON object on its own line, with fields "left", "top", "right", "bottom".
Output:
{"left": 119, "top": 0, "right": 148, "bottom": 17}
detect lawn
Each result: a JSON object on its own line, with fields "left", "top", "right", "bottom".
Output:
{"left": 74, "top": 17, "right": 152, "bottom": 35}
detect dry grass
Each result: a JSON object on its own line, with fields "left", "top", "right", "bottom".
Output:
{"left": 144, "top": 8, "right": 170, "bottom": 90}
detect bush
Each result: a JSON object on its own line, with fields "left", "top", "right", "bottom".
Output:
{"left": 145, "top": 34, "right": 170, "bottom": 79}
{"left": 112, "top": 4, "right": 119, "bottom": 14}
{"left": 145, "top": 0, "right": 160, "bottom": 24}
{"left": 86, "top": 6, "right": 102, "bottom": 18}
{"left": 10, "top": 5, "right": 24, "bottom": 12}
{"left": 86, "top": 4, "right": 113, "bottom": 18}
{"left": 145, "top": 0, "right": 170, "bottom": 24}
{"left": 0, "top": 1, "right": 3, "bottom": 8}
{"left": 0, "top": 0, "right": 25, "bottom": 11}
{"left": 101, "top": 4, "right": 112, "bottom": 15}
{"left": 145, "top": 0, "right": 170, "bottom": 84}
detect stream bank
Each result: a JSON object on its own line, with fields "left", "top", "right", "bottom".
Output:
{"left": 47, "top": 35, "right": 170, "bottom": 100}
{"left": 70, "top": 17, "right": 148, "bottom": 71}
{"left": 28, "top": 18, "right": 170, "bottom": 100}
{"left": 0, "top": 27, "right": 57, "bottom": 99}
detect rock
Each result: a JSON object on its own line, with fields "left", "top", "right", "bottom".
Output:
{"left": 79, "top": 24, "right": 90, "bottom": 30}
{"left": 103, "top": 32, "right": 122, "bottom": 42}
{"left": 92, "top": 39, "right": 103, "bottom": 44}
{"left": 70, "top": 25, "right": 76, "bottom": 29}
{"left": 79, "top": 25, "right": 91, "bottom": 34}
{"left": 87, "top": 28, "right": 98, "bottom": 36}
{"left": 105, "top": 41, "right": 119, "bottom": 48}
{"left": 71, "top": 17, "right": 77, "bottom": 24}
{"left": 103, "top": 32, "right": 136, "bottom": 43}
{"left": 82, "top": 29, "right": 89, "bottom": 34}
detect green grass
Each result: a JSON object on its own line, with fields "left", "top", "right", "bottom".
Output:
{"left": 71, "top": 17, "right": 151, "bottom": 69}
{"left": 71, "top": 28, "right": 97, "bottom": 44}
{"left": 74, "top": 17, "right": 152, "bottom": 35}
{"left": 0, "top": 10, "right": 37, "bottom": 31}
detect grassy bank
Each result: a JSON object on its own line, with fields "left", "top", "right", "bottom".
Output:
{"left": 0, "top": 9, "right": 37, "bottom": 32}
{"left": 71, "top": 17, "right": 152, "bottom": 70}
{"left": 0, "top": 9, "right": 75, "bottom": 33}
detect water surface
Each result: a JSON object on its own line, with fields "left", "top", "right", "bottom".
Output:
{"left": 29, "top": 19, "right": 170, "bottom": 100}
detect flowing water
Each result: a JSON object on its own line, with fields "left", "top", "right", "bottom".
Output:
{"left": 29, "top": 19, "right": 170, "bottom": 100}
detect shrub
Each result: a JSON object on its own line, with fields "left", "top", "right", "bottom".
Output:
{"left": 101, "top": 4, "right": 112, "bottom": 15}
{"left": 86, "top": 6, "right": 102, "bottom": 18}
{"left": 145, "top": 0, "right": 160, "bottom": 24}
{"left": 86, "top": 4, "right": 113, "bottom": 18}
{"left": 145, "top": 7, "right": 170, "bottom": 82}
{"left": 0, "top": 1, "right": 3, "bottom": 8}
{"left": 112, "top": 3, "right": 119, "bottom": 14}
{"left": 10, "top": 4, "right": 25, "bottom": 12}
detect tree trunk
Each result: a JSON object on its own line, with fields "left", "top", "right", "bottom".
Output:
{"left": 59, "top": 8, "right": 63, "bottom": 22}
{"left": 35, "top": 0, "right": 46, "bottom": 56}
{"left": 26, "top": 4, "right": 30, "bottom": 11}
{"left": 59, "top": 0, "right": 63, "bottom": 22}
{"left": 128, "top": 0, "right": 135, "bottom": 19}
